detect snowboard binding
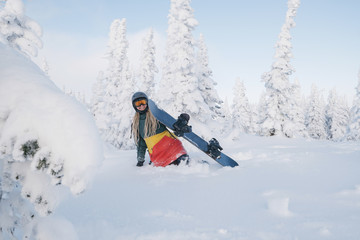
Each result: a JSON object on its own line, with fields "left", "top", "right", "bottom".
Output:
{"left": 207, "top": 138, "right": 223, "bottom": 159}
{"left": 173, "top": 113, "right": 192, "bottom": 137}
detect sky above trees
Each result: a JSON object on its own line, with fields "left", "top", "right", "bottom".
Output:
{"left": 24, "top": 0, "right": 360, "bottom": 103}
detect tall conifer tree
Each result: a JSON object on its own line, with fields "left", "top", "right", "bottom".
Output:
{"left": 91, "top": 71, "right": 108, "bottom": 132}
{"left": 325, "top": 89, "right": 349, "bottom": 141}
{"left": 196, "top": 33, "right": 224, "bottom": 120}
{"left": 347, "top": 70, "right": 360, "bottom": 140}
{"left": 283, "top": 79, "right": 307, "bottom": 137}
{"left": 138, "top": 28, "right": 158, "bottom": 98}
{"left": 305, "top": 85, "right": 326, "bottom": 139}
{"left": 102, "top": 19, "right": 134, "bottom": 149}
{"left": 259, "top": 0, "right": 300, "bottom": 137}
{"left": 232, "top": 78, "right": 252, "bottom": 137}
{"left": 158, "top": 0, "right": 209, "bottom": 123}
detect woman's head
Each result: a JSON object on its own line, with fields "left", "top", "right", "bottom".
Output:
{"left": 132, "top": 92, "right": 148, "bottom": 114}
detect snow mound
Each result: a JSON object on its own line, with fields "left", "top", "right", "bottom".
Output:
{"left": 35, "top": 216, "right": 78, "bottom": 240}
{"left": 0, "top": 42, "right": 103, "bottom": 195}
{"left": 263, "top": 190, "right": 294, "bottom": 218}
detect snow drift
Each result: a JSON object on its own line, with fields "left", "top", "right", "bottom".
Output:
{"left": 0, "top": 42, "right": 103, "bottom": 239}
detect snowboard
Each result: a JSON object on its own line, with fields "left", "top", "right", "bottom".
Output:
{"left": 148, "top": 99, "right": 239, "bottom": 168}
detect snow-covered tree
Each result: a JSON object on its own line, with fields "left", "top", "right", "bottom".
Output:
{"left": 347, "top": 70, "right": 360, "bottom": 141}
{"left": 158, "top": 0, "right": 210, "bottom": 124}
{"left": 255, "top": 92, "right": 267, "bottom": 135}
{"left": 0, "top": 0, "right": 42, "bottom": 57}
{"left": 325, "top": 89, "right": 349, "bottom": 141}
{"left": 220, "top": 97, "right": 233, "bottom": 135}
{"left": 91, "top": 71, "right": 108, "bottom": 133}
{"left": 0, "top": 43, "right": 102, "bottom": 239}
{"left": 283, "top": 78, "right": 307, "bottom": 137}
{"left": 231, "top": 78, "right": 252, "bottom": 138}
{"left": 196, "top": 33, "right": 224, "bottom": 120}
{"left": 102, "top": 18, "right": 135, "bottom": 149}
{"left": 62, "top": 86, "right": 88, "bottom": 108}
{"left": 305, "top": 85, "right": 326, "bottom": 139}
{"left": 336, "top": 96, "right": 350, "bottom": 140}
{"left": 41, "top": 57, "right": 49, "bottom": 76}
{"left": 222, "top": 98, "right": 231, "bottom": 120}
{"left": 138, "top": 28, "right": 158, "bottom": 98}
{"left": 258, "top": 0, "right": 300, "bottom": 137}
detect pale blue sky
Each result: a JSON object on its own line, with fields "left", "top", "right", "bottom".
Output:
{"left": 25, "top": 0, "right": 360, "bottom": 103}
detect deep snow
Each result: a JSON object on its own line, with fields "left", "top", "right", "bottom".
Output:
{"left": 54, "top": 135, "right": 360, "bottom": 240}
{"left": 0, "top": 42, "right": 102, "bottom": 238}
{"left": 1, "top": 29, "right": 360, "bottom": 240}
{"left": 0, "top": 43, "right": 102, "bottom": 196}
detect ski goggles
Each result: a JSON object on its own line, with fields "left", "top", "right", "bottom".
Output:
{"left": 134, "top": 99, "right": 147, "bottom": 107}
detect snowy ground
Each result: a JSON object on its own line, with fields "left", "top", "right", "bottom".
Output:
{"left": 54, "top": 135, "right": 360, "bottom": 240}
{"left": 2, "top": 26, "right": 359, "bottom": 240}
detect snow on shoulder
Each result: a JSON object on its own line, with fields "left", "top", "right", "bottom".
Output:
{"left": 0, "top": 43, "right": 103, "bottom": 195}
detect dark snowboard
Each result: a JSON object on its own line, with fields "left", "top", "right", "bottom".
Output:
{"left": 148, "top": 99, "right": 239, "bottom": 168}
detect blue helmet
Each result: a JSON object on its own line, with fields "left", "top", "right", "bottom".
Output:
{"left": 131, "top": 92, "right": 149, "bottom": 113}
{"left": 132, "top": 92, "right": 148, "bottom": 103}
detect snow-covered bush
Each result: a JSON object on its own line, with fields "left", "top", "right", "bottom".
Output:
{"left": 0, "top": 43, "right": 103, "bottom": 238}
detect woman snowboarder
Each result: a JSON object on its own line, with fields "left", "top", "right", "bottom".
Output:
{"left": 131, "top": 92, "right": 189, "bottom": 167}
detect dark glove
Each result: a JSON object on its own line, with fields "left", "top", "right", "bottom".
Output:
{"left": 173, "top": 113, "right": 192, "bottom": 137}
{"left": 179, "top": 113, "right": 190, "bottom": 122}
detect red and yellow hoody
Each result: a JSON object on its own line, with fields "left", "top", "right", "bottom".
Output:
{"left": 137, "top": 112, "right": 187, "bottom": 167}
